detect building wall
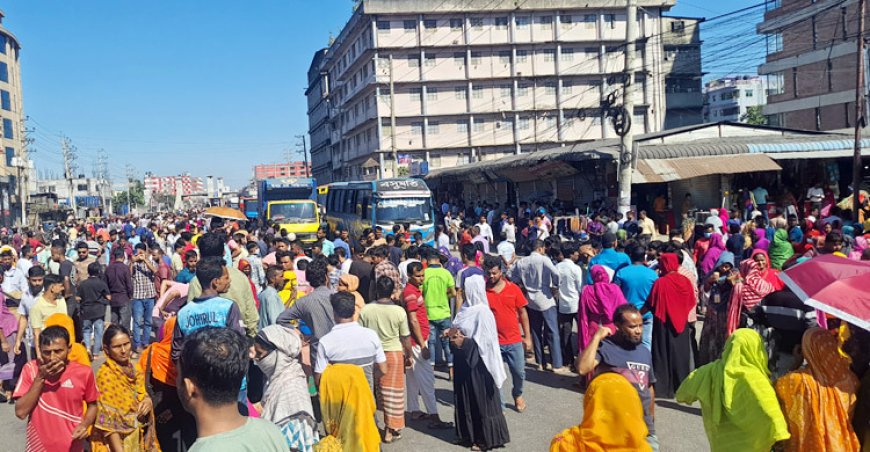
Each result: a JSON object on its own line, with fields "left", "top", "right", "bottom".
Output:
{"left": 308, "top": 0, "right": 677, "bottom": 182}
{"left": 0, "top": 18, "right": 26, "bottom": 225}
{"left": 143, "top": 173, "right": 205, "bottom": 195}
{"left": 662, "top": 16, "right": 704, "bottom": 129}
{"left": 253, "top": 162, "right": 310, "bottom": 180}
{"left": 703, "top": 77, "right": 770, "bottom": 123}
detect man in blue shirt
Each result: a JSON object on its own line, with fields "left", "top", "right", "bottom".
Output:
{"left": 614, "top": 246, "right": 658, "bottom": 350}
{"left": 586, "top": 232, "right": 630, "bottom": 284}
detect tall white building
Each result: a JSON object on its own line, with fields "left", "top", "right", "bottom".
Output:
{"left": 0, "top": 11, "right": 27, "bottom": 226}
{"left": 307, "top": 0, "right": 680, "bottom": 183}
{"left": 703, "top": 76, "right": 775, "bottom": 123}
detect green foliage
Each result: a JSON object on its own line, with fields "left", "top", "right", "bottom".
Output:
{"left": 740, "top": 106, "right": 767, "bottom": 125}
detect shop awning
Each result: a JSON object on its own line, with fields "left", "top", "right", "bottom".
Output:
{"left": 634, "top": 154, "right": 782, "bottom": 184}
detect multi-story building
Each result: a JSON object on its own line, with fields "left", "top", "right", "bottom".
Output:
{"left": 306, "top": 0, "right": 681, "bottom": 183}
{"left": 253, "top": 161, "right": 310, "bottom": 180}
{"left": 0, "top": 11, "right": 26, "bottom": 226}
{"left": 143, "top": 172, "right": 205, "bottom": 196}
{"left": 758, "top": 0, "right": 868, "bottom": 130}
{"left": 35, "top": 177, "right": 108, "bottom": 216}
{"left": 703, "top": 76, "right": 775, "bottom": 122}
{"left": 662, "top": 16, "right": 704, "bottom": 129}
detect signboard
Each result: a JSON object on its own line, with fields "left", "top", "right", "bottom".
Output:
{"left": 410, "top": 161, "right": 429, "bottom": 176}
{"left": 376, "top": 179, "right": 428, "bottom": 192}
{"left": 265, "top": 177, "right": 315, "bottom": 189}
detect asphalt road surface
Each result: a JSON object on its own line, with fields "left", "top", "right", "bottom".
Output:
{"left": 0, "top": 361, "right": 711, "bottom": 451}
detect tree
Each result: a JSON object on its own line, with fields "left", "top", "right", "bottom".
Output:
{"left": 740, "top": 106, "right": 767, "bottom": 125}
{"left": 112, "top": 180, "right": 145, "bottom": 213}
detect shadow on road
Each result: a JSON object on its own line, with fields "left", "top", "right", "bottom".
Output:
{"left": 656, "top": 399, "right": 702, "bottom": 416}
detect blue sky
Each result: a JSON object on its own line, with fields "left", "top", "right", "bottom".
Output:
{"left": 3, "top": 0, "right": 763, "bottom": 189}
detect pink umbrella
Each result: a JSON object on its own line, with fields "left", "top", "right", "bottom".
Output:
{"left": 779, "top": 254, "right": 870, "bottom": 331}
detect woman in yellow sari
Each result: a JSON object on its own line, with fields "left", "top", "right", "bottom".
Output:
{"left": 774, "top": 328, "right": 861, "bottom": 451}
{"left": 44, "top": 313, "right": 91, "bottom": 366}
{"left": 550, "top": 372, "right": 651, "bottom": 452}
{"left": 91, "top": 324, "right": 159, "bottom": 452}
{"left": 315, "top": 363, "right": 379, "bottom": 452}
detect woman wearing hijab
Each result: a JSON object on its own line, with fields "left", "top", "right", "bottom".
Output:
{"left": 0, "top": 292, "right": 19, "bottom": 402}
{"left": 578, "top": 265, "right": 627, "bottom": 351}
{"left": 676, "top": 329, "right": 790, "bottom": 452}
{"left": 449, "top": 284, "right": 510, "bottom": 451}
{"left": 699, "top": 252, "right": 737, "bottom": 366}
{"left": 753, "top": 228, "right": 770, "bottom": 252}
{"left": 550, "top": 372, "right": 651, "bottom": 452}
{"left": 849, "top": 236, "right": 867, "bottom": 260}
{"left": 337, "top": 274, "right": 365, "bottom": 321}
{"left": 774, "top": 328, "right": 861, "bottom": 451}
{"left": 700, "top": 233, "right": 726, "bottom": 275}
{"left": 644, "top": 253, "right": 696, "bottom": 398}
{"left": 768, "top": 228, "right": 794, "bottom": 270}
{"left": 253, "top": 325, "right": 319, "bottom": 452}
{"left": 317, "top": 363, "right": 380, "bottom": 452}
{"left": 726, "top": 250, "right": 784, "bottom": 335}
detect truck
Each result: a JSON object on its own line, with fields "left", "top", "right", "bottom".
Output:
{"left": 257, "top": 177, "right": 321, "bottom": 246}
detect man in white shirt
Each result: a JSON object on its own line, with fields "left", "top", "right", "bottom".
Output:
{"left": 336, "top": 247, "right": 353, "bottom": 275}
{"left": 1, "top": 249, "right": 28, "bottom": 307}
{"left": 807, "top": 182, "right": 825, "bottom": 210}
{"left": 16, "top": 245, "right": 34, "bottom": 276}
{"left": 554, "top": 245, "right": 583, "bottom": 371}
{"left": 496, "top": 232, "right": 517, "bottom": 272}
{"left": 502, "top": 217, "right": 517, "bottom": 244}
{"left": 397, "top": 246, "right": 421, "bottom": 287}
{"left": 477, "top": 216, "right": 494, "bottom": 244}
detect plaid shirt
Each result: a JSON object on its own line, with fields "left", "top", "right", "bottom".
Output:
{"left": 375, "top": 260, "right": 403, "bottom": 299}
{"left": 131, "top": 261, "right": 157, "bottom": 300}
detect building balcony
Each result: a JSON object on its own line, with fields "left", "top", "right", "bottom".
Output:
{"left": 665, "top": 92, "right": 703, "bottom": 109}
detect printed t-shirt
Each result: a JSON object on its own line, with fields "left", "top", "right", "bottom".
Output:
{"left": 486, "top": 281, "right": 527, "bottom": 345}
{"left": 402, "top": 283, "right": 430, "bottom": 347}
{"left": 596, "top": 338, "right": 656, "bottom": 434}
{"left": 13, "top": 360, "right": 99, "bottom": 452}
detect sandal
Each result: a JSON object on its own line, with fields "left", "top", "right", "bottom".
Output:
{"left": 427, "top": 420, "right": 453, "bottom": 430}
{"left": 383, "top": 430, "right": 402, "bottom": 443}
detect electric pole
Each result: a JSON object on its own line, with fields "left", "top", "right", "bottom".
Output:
{"left": 617, "top": 0, "right": 638, "bottom": 218}
{"left": 295, "top": 134, "right": 309, "bottom": 177}
{"left": 19, "top": 120, "right": 34, "bottom": 226}
{"left": 125, "top": 163, "right": 135, "bottom": 215}
{"left": 97, "top": 149, "right": 110, "bottom": 215}
{"left": 853, "top": 0, "right": 866, "bottom": 222}
{"left": 389, "top": 53, "right": 397, "bottom": 179}
{"left": 61, "top": 136, "right": 78, "bottom": 213}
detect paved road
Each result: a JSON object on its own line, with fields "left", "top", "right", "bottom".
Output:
{"left": 0, "top": 362, "right": 711, "bottom": 452}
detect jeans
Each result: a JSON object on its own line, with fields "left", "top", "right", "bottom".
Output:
{"left": 500, "top": 342, "right": 526, "bottom": 402}
{"left": 557, "top": 312, "right": 577, "bottom": 369}
{"left": 528, "top": 306, "right": 563, "bottom": 369}
{"left": 642, "top": 316, "right": 653, "bottom": 351}
{"left": 428, "top": 318, "right": 453, "bottom": 367}
{"left": 82, "top": 319, "right": 105, "bottom": 355}
{"left": 131, "top": 298, "right": 155, "bottom": 349}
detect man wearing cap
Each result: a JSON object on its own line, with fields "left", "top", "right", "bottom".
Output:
{"left": 586, "top": 232, "right": 630, "bottom": 284}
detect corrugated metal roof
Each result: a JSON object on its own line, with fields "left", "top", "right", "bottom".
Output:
{"left": 748, "top": 138, "right": 870, "bottom": 153}
{"left": 633, "top": 154, "right": 782, "bottom": 184}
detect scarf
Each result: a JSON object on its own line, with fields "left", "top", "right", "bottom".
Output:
{"left": 338, "top": 274, "right": 365, "bottom": 319}
{"left": 768, "top": 229, "right": 794, "bottom": 270}
{"left": 701, "top": 233, "right": 726, "bottom": 275}
{"left": 754, "top": 228, "right": 770, "bottom": 251}
{"left": 95, "top": 357, "right": 146, "bottom": 435}
{"left": 257, "top": 325, "right": 315, "bottom": 426}
{"left": 726, "top": 250, "right": 783, "bottom": 335}
{"left": 0, "top": 294, "right": 17, "bottom": 337}
{"left": 318, "top": 364, "right": 381, "bottom": 452}
{"left": 550, "top": 373, "right": 651, "bottom": 452}
{"left": 774, "top": 328, "right": 861, "bottom": 451}
{"left": 675, "top": 329, "right": 790, "bottom": 452}
{"left": 138, "top": 316, "right": 176, "bottom": 386}
{"left": 578, "top": 265, "right": 627, "bottom": 350}
{"left": 452, "top": 291, "right": 506, "bottom": 388}
{"left": 648, "top": 253, "right": 696, "bottom": 334}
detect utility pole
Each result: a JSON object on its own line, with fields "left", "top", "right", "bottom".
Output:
{"left": 97, "top": 149, "right": 110, "bottom": 215}
{"left": 617, "top": 0, "right": 638, "bottom": 218}
{"left": 61, "top": 136, "right": 78, "bottom": 213}
{"left": 125, "top": 164, "right": 135, "bottom": 215}
{"left": 389, "top": 53, "right": 397, "bottom": 179}
{"left": 853, "top": 0, "right": 866, "bottom": 222}
{"left": 19, "top": 120, "right": 34, "bottom": 226}
{"left": 295, "top": 134, "right": 309, "bottom": 177}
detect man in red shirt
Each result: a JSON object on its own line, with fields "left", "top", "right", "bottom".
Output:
{"left": 14, "top": 325, "right": 98, "bottom": 452}
{"left": 402, "top": 261, "right": 451, "bottom": 429}
{"left": 483, "top": 255, "right": 532, "bottom": 412}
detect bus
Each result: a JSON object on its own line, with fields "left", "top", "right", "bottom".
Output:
{"left": 325, "top": 178, "right": 435, "bottom": 245}
{"left": 258, "top": 177, "right": 321, "bottom": 245}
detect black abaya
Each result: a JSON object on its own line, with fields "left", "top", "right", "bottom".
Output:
{"left": 452, "top": 338, "right": 510, "bottom": 450}
{"left": 651, "top": 317, "right": 692, "bottom": 399}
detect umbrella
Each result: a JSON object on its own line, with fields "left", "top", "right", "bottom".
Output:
{"left": 779, "top": 254, "right": 870, "bottom": 331}
{"left": 836, "top": 190, "right": 869, "bottom": 211}
{"left": 203, "top": 206, "right": 246, "bottom": 221}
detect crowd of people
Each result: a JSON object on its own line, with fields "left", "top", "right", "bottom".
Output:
{"left": 0, "top": 192, "right": 866, "bottom": 451}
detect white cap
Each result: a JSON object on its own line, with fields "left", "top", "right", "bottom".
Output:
{"left": 287, "top": 233, "right": 297, "bottom": 241}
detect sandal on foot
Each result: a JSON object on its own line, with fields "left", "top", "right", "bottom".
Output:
{"left": 427, "top": 420, "right": 454, "bottom": 429}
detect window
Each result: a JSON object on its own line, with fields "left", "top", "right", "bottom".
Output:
{"left": 827, "top": 60, "right": 834, "bottom": 91}
{"left": 472, "top": 85, "right": 484, "bottom": 99}
{"left": 450, "top": 18, "right": 463, "bottom": 30}
{"left": 425, "top": 53, "right": 437, "bottom": 67}
{"left": 670, "top": 20, "right": 685, "bottom": 34}
{"left": 377, "top": 21, "right": 390, "bottom": 32}
{"left": 0, "top": 36, "right": 6, "bottom": 54}
{"left": 411, "top": 122, "right": 423, "bottom": 135}
{"left": 2, "top": 118, "right": 12, "bottom": 139}
{"left": 584, "top": 14, "right": 596, "bottom": 28}
{"left": 745, "top": 90, "right": 754, "bottom": 97}
{"left": 605, "top": 14, "right": 616, "bottom": 29}
{"left": 428, "top": 121, "right": 440, "bottom": 134}
{"left": 404, "top": 20, "right": 417, "bottom": 31}
{"left": 409, "top": 87, "right": 422, "bottom": 101}
{"left": 455, "top": 87, "right": 467, "bottom": 99}
{"left": 408, "top": 56, "right": 420, "bottom": 68}
{"left": 767, "top": 32, "right": 783, "bottom": 53}
{"left": 563, "top": 81, "right": 573, "bottom": 95}
{"left": 811, "top": 16, "right": 817, "bottom": 49}
{"left": 515, "top": 16, "right": 530, "bottom": 28}
{"left": 0, "top": 63, "right": 7, "bottom": 83}
{"left": 0, "top": 90, "right": 9, "bottom": 111}
{"left": 471, "top": 18, "right": 484, "bottom": 29}
{"left": 540, "top": 16, "right": 554, "bottom": 28}
{"left": 498, "top": 51, "right": 511, "bottom": 64}
{"left": 473, "top": 118, "right": 487, "bottom": 132}
{"left": 544, "top": 82, "right": 557, "bottom": 95}
{"left": 426, "top": 87, "right": 438, "bottom": 100}
{"left": 495, "top": 17, "right": 509, "bottom": 29}
{"left": 424, "top": 19, "right": 437, "bottom": 30}
{"left": 516, "top": 49, "right": 528, "bottom": 63}
{"left": 517, "top": 84, "right": 530, "bottom": 97}
{"left": 470, "top": 51, "right": 482, "bottom": 65}
{"left": 500, "top": 84, "right": 512, "bottom": 97}
{"left": 560, "top": 15, "right": 573, "bottom": 25}
{"left": 4, "top": 147, "right": 12, "bottom": 167}
{"left": 585, "top": 47, "right": 599, "bottom": 57}
{"left": 456, "top": 120, "right": 469, "bottom": 133}
{"left": 561, "top": 48, "right": 574, "bottom": 62}
{"left": 518, "top": 117, "right": 530, "bottom": 130}
{"left": 543, "top": 49, "right": 556, "bottom": 62}
{"left": 792, "top": 67, "right": 798, "bottom": 97}
{"left": 453, "top": 52, "right": 465, "bottom": 65}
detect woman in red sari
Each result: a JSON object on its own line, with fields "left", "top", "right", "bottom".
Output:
{"left": 726, "top": 249, "right": 784, "bottom": 335}
{"left": 645, "top": 253, "right": 696, "bottom": 398}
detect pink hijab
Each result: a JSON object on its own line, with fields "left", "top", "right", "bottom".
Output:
{"left": 578, "top": 265, "right": 627, "bottom": 351}
{"left": 700, "top": 233, "right": 726, "bottom": 275}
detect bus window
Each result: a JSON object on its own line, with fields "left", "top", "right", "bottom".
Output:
{"left": 360, "top": 190, "right": 371, "bottom": 220}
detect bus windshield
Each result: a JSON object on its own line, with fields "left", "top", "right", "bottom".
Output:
{"left": 375, "top": 197, "right": 433, "bottom": 224}
{"left": 270, "top": 202, "right": 318, "bottom": 223}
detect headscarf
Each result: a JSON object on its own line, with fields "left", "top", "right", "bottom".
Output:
{"left": 726, "top": 250, "right": 784, "bottom": 335}
{"left": 452, "top": 287, "right": 507, "bottom": 388}
{"left": 318, "top": 364, "right": 381, "bottom": 452}
{"left": 578, "top": 265, "right": 627, "bottom": 350}
{"left": 701, "top": 233, "right": 726, "bottom": 275}
{"left": 0, "top": 295, "right": 17, "bottom": 338}
{"left": 754, "top": 228, "right": 769, "bottom": 251}
{"left": 138, "top": 315, "right": 177, "bottom": 386}
{"left": 44, "top": 313, "right": 91, "bottom": 367}
{"left": 94, "top": 350, "right": 159, "bottom": 450}
{"left": 256, "top": 325, "right": 315, "bottom": 426}
{"left": 549, "top": 373, "right": 652, "bottom": 452}
{"left": 768, "top": 228, "right": 794, "bottom": 270}
{"left": 774, "top": 328, "right": 861, "bottom": 451}
{"left": 647, "top": 253, "right": 696, "bottom": 334}
{"left": 710, "top": 251, "right": 736, "bottom": 277}
{"left": 675, "top": 329, "right": 790, "bottom": 452}
{"left": 849, "top": 236, "right": 867, "bottom": 260}
{"left": 338, "top": 274, "right": 365, "bottom": 320}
